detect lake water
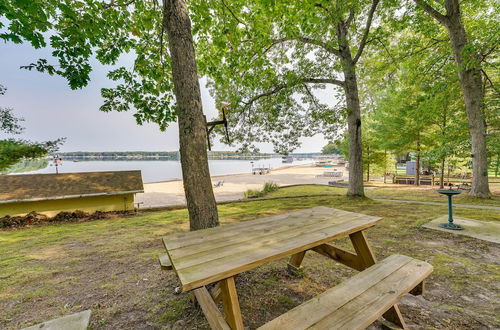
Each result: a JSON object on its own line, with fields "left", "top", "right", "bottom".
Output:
{"left": 12, "top": 158, "right": 313, "bottom": 183}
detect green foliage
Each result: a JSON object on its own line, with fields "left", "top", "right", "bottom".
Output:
{"left": 0, "top": 140, "right": 60, "bottom": 172}
{"left": 244, "top": 181, "right": 280, "bottom": 198}
{"left": 262, "top": 182, "right": 280, "bottom": 194}
{"left": 2, "top": 158, "right": 49, "bottom": 174}
{"left": 1, "top": 0, "right": 176, "bottom": 130}
{"left": 321, "top": 142, "right": 341, "bottom": 155}
{"left": 0, "top": 85, "right": 63, "bottom": 171}
{"left": 193, "top": 0, "right": 396, "bottom": 153}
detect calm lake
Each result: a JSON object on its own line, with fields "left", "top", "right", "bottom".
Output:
{"left": 12, "top": 158, "right": 313, "bottom": 183}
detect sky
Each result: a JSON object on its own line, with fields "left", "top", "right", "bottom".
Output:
{"left": 0, "top": 41, "right": 330, "bottom": 153}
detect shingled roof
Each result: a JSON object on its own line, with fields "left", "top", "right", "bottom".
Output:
{"left": 0, "top": 170, "right": 144, "bottom": 203}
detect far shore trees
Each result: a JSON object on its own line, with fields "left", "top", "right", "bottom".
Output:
{"left": 1, "top": 0, "right": 218, "bottom": 230}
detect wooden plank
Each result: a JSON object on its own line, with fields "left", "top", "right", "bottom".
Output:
{"left": 193, "top": 287, "right": 231, "bottom": 330}
{"left": 381, "top": 304, "right": 408, "bottom": 329}
{"left": 158, "top": 254, "right": 173, "bottom": 270}
{"left": 220, "top": 277, "right": 244, "bottom": 330}
{"left": 168, "top": 210, "right": 366, "bottom": 260}
{"left": 312, "top": 244, "right": 363, "bottom": 271}
{"left": 349, "top": 231, "right": 377, "bottom": 269}
{"left": 211, "top": 282, "right": 222, "bottom": 304}
{"left": 166, "top": 207, "right": 370, "bottom": 253}
{"left": 349, "top": 230, "right": 405, "bottom": 327}
{"left": 310, "top": 258, "right": 432, "bottom": 329}
{"left": 258, "top": 255, "right": 432, "bottom": 330}
{"left": 410, "top": 281, "right": 425, "bottom": 296}
{"left": 172, "top": 213, "right": 368, "bottom": 270}
{"left": 257, "top": 255, "right": 412, "bottom": 329}
{"left": 287, "top": 251, "right": 306, "bottom": 272}
{"left": 176, "top": 218, "right": 379, "bottom": 291}
{"left": 165, "top": 207, "right": 347, "bottom": 249}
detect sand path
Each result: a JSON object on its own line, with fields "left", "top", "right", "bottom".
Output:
{"left": 136, "top": 164, "right": 345, "bottom": 208}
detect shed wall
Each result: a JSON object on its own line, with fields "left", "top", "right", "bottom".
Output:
{"left": 0, "top": 194, "right": 135, "bottom": 217}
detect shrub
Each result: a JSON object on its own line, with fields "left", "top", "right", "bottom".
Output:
{"left": 263, "top": 182, "right": 279, "bottom": 193}
{"left": 244, "top": 182, "right": 280, "bottom": 199}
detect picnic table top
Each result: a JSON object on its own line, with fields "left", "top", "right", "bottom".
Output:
{"left": 163, "top": 206, "right": 381, "bottom": 291}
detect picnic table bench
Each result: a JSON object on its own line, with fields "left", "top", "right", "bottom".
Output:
{"left": 160, "top": 206, "right": 432, "bottom": 329}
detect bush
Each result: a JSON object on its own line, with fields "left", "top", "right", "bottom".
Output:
{"left": 263, "top": 182, "right": 279, "bottom": 193}
{"left": 244, "top": 182, "right": 279, "bottom": 199}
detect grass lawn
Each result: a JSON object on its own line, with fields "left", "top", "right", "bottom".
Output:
{"left": 1, "top": 186, "right": 499, "bottom": 329}
{"left": 266, "top": 183, "right": 500, "bottom": 207}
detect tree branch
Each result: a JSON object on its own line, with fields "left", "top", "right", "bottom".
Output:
{"left": 352, "top": 0, "right": 380, "bottom": 64}
{"left": 413, "top": 0, "right": 449, "bottom": 26}
{"left": 243, "top": 77, "right": 345, "bottom": 107}
{"left": 220, "top": 0, "right": 246, "bottom": 26}
{"left": 302, "top": 77, "right": 345, "bottom": 87}
{"left": 104, "top": 0, "right": 135, "bottom": 8}
{"left": 481, "top": 69, "right": 500, "bottom": 95}
{"left": 345, "top": 8, "right": 355, "bottom": 28}
{"left": 272, "top": 37, "right": 341, "bottom": 57}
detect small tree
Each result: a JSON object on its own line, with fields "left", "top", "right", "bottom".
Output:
{"left": 322, "top": 142, "right": 341, "bottom": 155}
{"left": 0, "top": 85, "right": 63, "bottom": 171}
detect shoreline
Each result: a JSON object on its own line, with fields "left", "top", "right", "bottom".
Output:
{"left": 137, "top": 163, "right": 345, "bottom": 208}
{"left": 144, "top": 162, "right": 313, "bottom": 184}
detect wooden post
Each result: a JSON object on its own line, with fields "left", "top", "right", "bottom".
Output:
{"left": 220, "top": 277, "right": 244, "bottom": 330}
{"left": 287, "top": 251, "right": 306, "bottom": 273}
{"left": 349, "top": 231, "right": 408, "bottom": 329}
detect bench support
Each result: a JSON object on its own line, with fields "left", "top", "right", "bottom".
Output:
{"left": 312, "top": 244, "right": 363, "bottom": 271}
{"left": 287, "top": 251, "right": 306, "bottom": 273}
{"left": 211, "top": 282, "right": 222, "bottom": 304}
{"left": 193, "top": 287, "right": 231, "bottom": 330}
{"left": 220, "top": 277, "right": 244, "bottom": 330}
{"left": 349, "top": 231, "right": 408, "bottom": 329}
{"left": 410, "top": 281, "right": 425, "bottom": 296}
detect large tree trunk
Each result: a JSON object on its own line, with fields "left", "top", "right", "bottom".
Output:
{"left": 163, "top": 0, "right": 219, "bottom": 230}
{"left": 446, "top": 18, "right": 490, "bottom": 197}
{"left": 337, "top": 24, "right": 364, "bottom": 197}
{"left": 416, "top": 0, "right": 490, "bottom": 197}
{"left": 343, "top": 65, "right": 364, "bottom": 196}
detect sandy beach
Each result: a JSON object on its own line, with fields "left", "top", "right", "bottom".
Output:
{"left": 136, "top": 164, "right": 346, "bottom": 208}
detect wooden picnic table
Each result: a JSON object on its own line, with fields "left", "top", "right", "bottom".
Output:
{"left": 161, "top": 206, "right": 430, "bottom": 329}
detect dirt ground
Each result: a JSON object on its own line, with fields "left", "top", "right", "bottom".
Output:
{"left": 0, "top": 187, "right": 499, "bottom": 329}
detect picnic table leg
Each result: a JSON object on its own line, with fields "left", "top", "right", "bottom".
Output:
{"left": 287, "top": 250, "right": 306, "bottom": 273}
{"left": 220, "top": 277, "right": 244, "bottom": 330}
{"left": 349, "top": 231, "right": 408, "bottom": 330}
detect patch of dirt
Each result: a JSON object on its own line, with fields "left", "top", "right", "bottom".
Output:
{"left": 0, "top": 210, "right": 135, "bottom": 229}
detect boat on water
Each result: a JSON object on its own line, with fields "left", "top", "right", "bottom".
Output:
{"left": 282, "top": 156, "right": 293, "bottom": 163}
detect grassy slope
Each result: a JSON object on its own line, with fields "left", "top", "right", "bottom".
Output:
{"left": 0, "top": 187, "right": 499, "bottom": 329}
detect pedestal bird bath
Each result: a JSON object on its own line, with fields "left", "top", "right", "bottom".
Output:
{"left": 437, "top": 189, "right": 464, "bottom": 230}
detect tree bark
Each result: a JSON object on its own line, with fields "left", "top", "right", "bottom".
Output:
{"left": 440, "top": 158, "right": 445, "bottom": 189}
{"left": 415, "top": 0, "right": 490, "bottom": 197}
{"left": 383, "top": 150, "right": 387, "bottom": 184}
{"left": 495, "top": 154, "right": 499, "bottom": 177}
{"left": 337, "top": 24, "right": 364, "bottom": 197}
{"left": 366, "top": 144, "right": 370, "bottom": 182}
{"left": 163, "top": 0, "right": 219, "bottom": 230}
{"left": 416, "top": 135, "right": 421, "bottom": 186}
